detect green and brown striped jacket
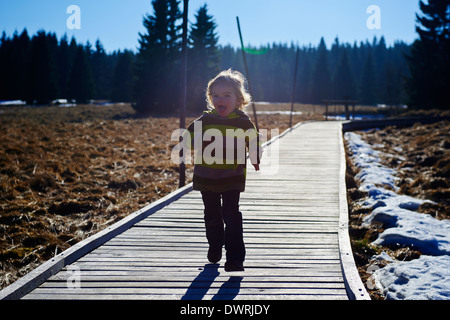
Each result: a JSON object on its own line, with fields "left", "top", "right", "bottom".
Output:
{"left": 184, "top": 109, "right": 262, "bottom": 192}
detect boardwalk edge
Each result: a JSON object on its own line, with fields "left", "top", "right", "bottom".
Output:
{"left": 337, "top": 122, "right": 371, "bottom": 300}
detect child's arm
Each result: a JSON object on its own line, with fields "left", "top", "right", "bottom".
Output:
{"left": 248, "top": 130, "right": 262, "bottom": 171}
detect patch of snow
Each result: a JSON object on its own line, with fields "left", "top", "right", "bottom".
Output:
{"left": 345, "top": 131, "right": 450, "bottom": 300}
{"left": 0, "top": 100, "right": 26, "bottom": 105}
{"left": 256, "top": 111, "right": 303, "bottom": 115}
{"left": 345, "top": 132, "right": 399, "bottom": 191}
{"left": 367, "top": 205, "right": 450, "bottom": 256}
{"left": 371, "top": 251, "right": 395, "bottom": 263}
{"left": 373, "top": 255, "right": 450, "bottom": 300}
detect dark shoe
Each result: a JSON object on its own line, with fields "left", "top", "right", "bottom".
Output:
{"left": 224, "top": 261, "right": 244, "bottom": 272}
{"left": 208, "top": 246, "right": 222, "bottom": 263}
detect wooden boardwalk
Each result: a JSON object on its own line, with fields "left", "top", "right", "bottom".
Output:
{"left": 1, "top": 121, "right": 369, "bottom": 300}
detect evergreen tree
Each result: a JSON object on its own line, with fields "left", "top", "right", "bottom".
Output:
{"left": 56, "top": 34, "right": 72, "bottom": 98}
{"left": 350, "top": 41, "right": 363, "bottom": 90}
{"left": 167, "top": 0, "right": 182, "bottom": 50}
{"left": 10, "top": 30, "right": 30, "bottom": 101}
{"left": 111, "top": 50, "right": 135, "bottom": 102}
{"left": 360, "top": 50, "right": 378, "bottom": 105}
{"left": 405, "top": 0, "right": 450, "bottom": 109}
{"left": 0, "top": 30, "right": 30, "bottom": 101}
{"left": 310, "top": 38, "right": 331, "bottom": 104}
{"left": 187, "top": 4, "right": 220, "bottom": 113}
{"left": 91, "top": 39, "right": 112, "bottom": 99}
{"left": 220, "top": 45, "right": 243, "bottom": 71}
{"left": 0, "top": 32, "right": 8, "bottom": 99}
{"left": 67, "top": 45, "right": 96, "bottom": 103}
{"left": 133, "top": 0, "right": 182, "bottom": 115}
{"left": 382, "top": 62, "right": 398, "bottom": 106}
{"left": 372, "top": 36, "right": 387, "bottom": 102}
{"left": 330, "top": 37, "right": 343, "bottom": 78}
{"left": 333, "top": 48, "right": 356, "bottom": 100}
{"left": 295, "top": 49, "right": 312, "bottom": 103}
{"left": 26, "top": 31, "right": 59, "bottom": 104}
{"left": 391, "top": 41, "right": 411, "bottom": 105}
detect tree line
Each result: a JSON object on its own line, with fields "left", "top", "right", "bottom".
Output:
{"left": 405, "top": 0, "right": 449, "bottom": 109}
{"left": 0, "top": 30, "right": 135, "bottom": 105}
{"left": 0, "top": 0, "right": 447, "bottom": 113}
{"left": 223, "top": 38, "right": 411, "bottom": 107}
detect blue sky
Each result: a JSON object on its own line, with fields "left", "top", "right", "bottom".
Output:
{"left": 0, "top": 0, "right": 420, "bottom": 53}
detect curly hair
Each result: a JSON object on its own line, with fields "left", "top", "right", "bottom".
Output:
{"left": 206, "top": 69, "right": 252, "bottom": 110}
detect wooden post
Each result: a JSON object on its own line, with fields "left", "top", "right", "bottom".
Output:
{"left": 344, "top": 96, "right": 350, "bottom": 120}
{"left": 179, "top": 0, "right": 188, "bottom": 188}
{"left": 236, "top": 16, "right": 259, "bottom": 131}
{"left": 289, "top": 47, "right": 300, "bottom": 128}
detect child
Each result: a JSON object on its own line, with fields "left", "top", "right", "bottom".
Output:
{"left": 184, "top": 69, "right": 262, "bottom": 271}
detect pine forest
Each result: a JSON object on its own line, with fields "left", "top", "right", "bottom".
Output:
{"left": 0, "top": 1, "right": 448, "bottom": 115}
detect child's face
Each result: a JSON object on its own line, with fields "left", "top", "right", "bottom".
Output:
{"left": 210, "top": 83, "right": 239, "bottom": 117}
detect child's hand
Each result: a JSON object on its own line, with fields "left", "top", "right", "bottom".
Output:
{"left": 252, "top": 164, "right": 260, "bottom": 171}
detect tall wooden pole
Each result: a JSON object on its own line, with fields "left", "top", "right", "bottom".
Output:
{"left": 236, "top": 16, "right": 259, "bottom": 131}
{"left": 289, "top": 47, "right": 300, "bottom": 128}
{"left": 179, "top": 0, "right": 188, "bottom": 188}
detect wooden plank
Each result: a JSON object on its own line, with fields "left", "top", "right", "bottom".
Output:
{"left": 100, "top": 240, "right": 340, "bottom": 249}
{"left": 135, "top": 217, "right": 340, "bottom": 224}
{"left": 23, "top": 293, "right": 348, "bottom": 300}
{"left": 38, "top": 283, "right": 346, "bottom": 293}
{"left": 23, "top": 292, "right": 348, "bottom": 300}
{"left": 49, "top": 269, "right": 344, "bottom": 280}
{"left": 133, "top": 223, "right": 339, "bottom": 232}
{"left": 24, "top": 287, "right": 347, "bottom": 297}
{"left": 72, "top": 259, "right": 342, "bottom": 268}
{"left": 104, "top": 236, "right": 339, "bottom": 245}
{"left": 114, "top": 228, "right": 339, "bottom": 238}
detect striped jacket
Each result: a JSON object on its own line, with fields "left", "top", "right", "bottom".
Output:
{"left": 184, "top": 109, "right": 262, "bottom": 192}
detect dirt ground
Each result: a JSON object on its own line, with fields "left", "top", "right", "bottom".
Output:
{"left": 345, "top": 114, "right": 450, "bottom": 299}
{"left": 0, "top": 103, "right": 319, "bottom": 289}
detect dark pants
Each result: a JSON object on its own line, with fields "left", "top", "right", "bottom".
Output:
{"left": 201, "top": 190, "right": 245, "bottom": 263}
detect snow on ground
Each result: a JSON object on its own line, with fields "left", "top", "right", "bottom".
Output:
{"left": 345, "top": 131, "right": 450, "bottom": 300}
{"left": 0, "top": 100, "right": 26, "bottom": 105}
{"left": 373, "top": 255, "right": 450, "bottom": 300}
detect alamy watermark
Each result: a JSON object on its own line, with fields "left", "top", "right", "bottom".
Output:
{"left": 66, "top": 265, "right": 81, "bottom": 289}
{"left": 366, "top": 5, "right": 381, "bottom": 30}
{"left": 366, "top": 264, "right": 381, "bottom": 290}
{"left": 66, "top": 5, "right": 81, "bottom": 30}
{"left": 64, "top": 5, "right": 380, "bottom": 32}
{"left": 171, "top": 124, "right": 280, "bottom": 175}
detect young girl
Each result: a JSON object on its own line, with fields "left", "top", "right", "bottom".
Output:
{"left": 184, "top": 69, "right": 261, "bottom": 271}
